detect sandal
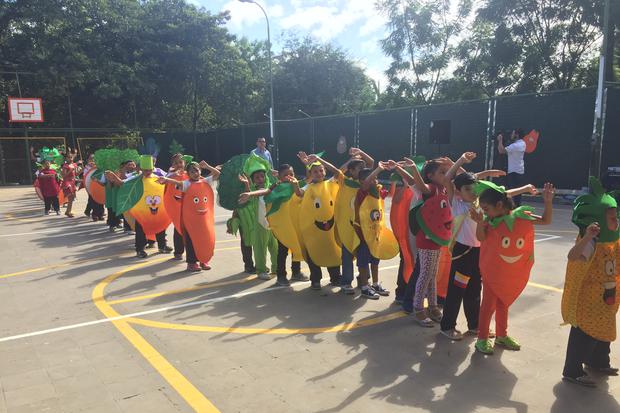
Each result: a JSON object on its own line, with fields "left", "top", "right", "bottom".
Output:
{"left": 415, "top": 310, "right": 435, "bottom": 328}
{"left": 562, "top": 375, "right": 596, "bottom": 387}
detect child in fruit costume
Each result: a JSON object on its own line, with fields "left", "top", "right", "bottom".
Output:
{"left": 159, "top": 161, "right": 220, "bottom": 272}
{"left": 37, "top": 160, "right": 61, "bottom": 215}
{"left": 561, "top": 177, "right": 620, "bottom": 387}
{"left": 470, "top": 180, "right": 554, "bottom": 355}
{"left": 108, "top": 155, "right": 173, "bottom": 258}
{"left": 164, "top": 153, "right": 191, "bottom": 260}
{"left": 397, "top": 157, "right": 455, "bottom": 327}
{"left": 352, "top": 162, "right": 400, "bottom": 299}
{"left": 237, "top": 154, "right": 279, "bottom": 280}
{"left": 60, "top": 148, "right": 81, "bottom": 218}
{"left": 439, "top": 152, "right": 535, "bottom": 340}
{"left": 239, "top": 163, "right": 308, "bottom": 286}
{"left": 334, "top": 148, "right": 374, "bottom": 295}
{"left": 299, "top": 154, "right": 342, "bottom": 290}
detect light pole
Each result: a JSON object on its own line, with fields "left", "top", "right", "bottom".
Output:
{"left": 238, "top": 0, "right": 276, "bottom": 164}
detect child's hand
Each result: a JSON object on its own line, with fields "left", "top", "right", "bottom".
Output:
{"left": 402, "top": 157, "right": 415, "bottom": 168}
{"left": 460, "top": 152, "right": 476, "bottom": 163}
{"left": 377, "top": 161, "right": 388, "bottom": 170}
{"left": 525, "top": 184, "right": 538, "bottom": 195}
{"left": 387, "top": 160, "right": 398, "bottom": 170}
{"left": 437, "top": 157, "right": 454, "bottom": 166}
{"left": 469, "top": 207, "right": 484, "bottom": 223}
{"left": 542, "top": 182, "right": 555, "bottom": 203}
{"left": 297, "top": 151, "right": 309, "bottom": 165}
{"left": 585, "top": 222, "right": 601, "bottom": 239}
{"left": 306, "top": 154, "right": 319, "bottom": 164}
{"left": 271, "top": 169, "right": 279, "bottom": 177}
{"left": 284, "top": 175, "right": 298, "bottom": 184}
{"left": 497, "top": 134, "right": 503, "bottom": 143}
{"left": 199, "top": 160, "right": 209, "bottom": 169}
{"left": 238, "top": 192, "right": 251, "bottom": 204}
{"left": 156, "top": 177, "right": 167, "bottom": 185}
{"left": 349, "top": 147, "right": 364, "bottom": 158}
{"left": 238, "top": 174, "right": 249, "bottom": 185}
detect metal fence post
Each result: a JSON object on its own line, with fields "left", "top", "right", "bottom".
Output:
{"left": 413, "top": 108, "right": 418, "bottom": 155}
{"left": 409, "top": 108, "right": 414, "bottom": 156}
{"left": 599, "top": 87, "right": 609, "bottom": 177}
{"left": 485, "top": 99, "right": 492, "bottom": 170}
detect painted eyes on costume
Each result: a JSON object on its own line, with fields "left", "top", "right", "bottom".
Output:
{"left": 516, "top": 238, "right": 525, "bottom": 249}
{"left": 314, "top": 198, "right": 321, "bottom": 209}
{"left": 203, "top": 196, "right": 208, "bottom": 203}
{"left": 502, "top": 237, "right": 524, "bottom": 249}
{"left": 330, "top": 200, "right": 333, "bottom": 206}
{"left": 502, "top": 237, "right": 510, "bottom": 248}
{"left": 193, "top": 197, "right": 200, "bottom": 204}
{"left": 440, "top": 199, "right": 448, "bottom": 209}
{"left": 605, "top": 260, "right": 616, "bottom": 276}
{"left": 146, "top": 195, "right": 161, "bottom": 205}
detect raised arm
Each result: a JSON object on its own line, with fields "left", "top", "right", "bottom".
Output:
{"left": 199, "top": 160, "right": 220, "bottom": 180}
{"left": 475, "top": 169, "right": 506, "bottom": 180}
{"left": 238, "top": 174, "right": 251, "bottom": 192}
{"left": 497, "top": 133, "right": 507, "bottom": 154}
{"left": 470, "top": 207, "right": 489, "bottom": 241}
{"left": 568, "top": 223, "right": 599, "bottom": 261}
{"left": 506, "top": 184, "right": 537, "bottom": 198}
{"left": 445, "top": 152, "right": 476, "bottom": 201}
{"left": 534, "top": 183, "right": 554, "bottom": 225}
{"left": 349, "top": 147, "right": 374, "bottom": 168}
{"left": 402, "top": 157, "right": 431, "bottom": 194}
{"left": 238, "top": 188, "right": 271, "bottom": 205}
{"left": 362, "top": 163, "right": 386, "bottom": 190}
{"left": 308, "top": 154, "right": 341, "bottom": 177}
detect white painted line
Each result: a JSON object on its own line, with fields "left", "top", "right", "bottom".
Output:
{"left": 535, "top": 234, "right": 562, "bottom": 243}
{"left": 0, "top": 284, "right": 295, "bottom": 343}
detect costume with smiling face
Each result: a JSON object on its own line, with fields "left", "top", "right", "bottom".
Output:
{"left": 123, "top": 156, "right": 171, "bottom": 241}
{"left": 163, "top": 164, "right": 190, "bottom": 238}
{"left": 562, "top": 177, "right": 620, "bottom": 342}
{"left": 334, "top": 175, "right": 361, "bottom": 255}
{"left": 181, "top": 179, "right": 215, "bottom": 264}
{"left": 299, "top": 170, "right": 341, "bottom": 267}
{"left": 476, "top": 181, "right": 536, "bottom": 307}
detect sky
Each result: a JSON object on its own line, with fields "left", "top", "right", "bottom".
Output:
{"left": 197, "top": 0, "right": 392, "bottom": 89}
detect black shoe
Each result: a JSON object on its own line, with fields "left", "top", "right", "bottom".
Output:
{"left": 159, "top": 246, "right": 173, "bottom": 254}
{"left": 330, "top": 276, "right": 342, "bottom": 287}
{"left": 146, "top": 242, "right": 155, "bottom": 249}
{"left": 84, "top": 212, "right": 91, "bottom": 217}
{"left": 276, "top": 278, "right": 291, "bottom": 287}
{"left": 586, "top": 365, "right": 619, "bottom": 376}
{"left": 244, "top": 266, "right": 256, "bottom": 274}
{"left": 136, "top": 250, "right": 148, "bottom": 259}
{"left": 311, "top": 281, "right": 321, "bottom": 290}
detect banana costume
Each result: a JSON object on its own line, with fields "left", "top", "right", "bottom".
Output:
{"left": 265, "top": 182, "right": 304, "bottom": 262}
{"left": 299, "top": 178, "right": 341, "bottom": 267}
{"left": 356, "top": 185, "right": 399, "bottom": 260}
{"left": 335, "top": 175, "right": 361, "bottom": 254}
{"left": 562, "top": 177, "right": 620, "bottom": 342}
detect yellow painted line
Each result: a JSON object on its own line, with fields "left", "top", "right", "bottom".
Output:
{"left": 0, "top": 240, "right": 239, "bottom": 279}
{"left": 527, "top": 281, "right": 564, "bottom": 293}
{"left": 107, "top": 274, "right": 258, "bottom": 305}
{"left": 0, "top": 252, "right": 133, "bottom": 279}
{"left": 108, "top": 264, "right": 400, "bottom": 305}
{"left": 92, "top": 258, "right": 220, "bottom": 413}
{"left": 125, "top": 311, "right": 407, "bottom": 335}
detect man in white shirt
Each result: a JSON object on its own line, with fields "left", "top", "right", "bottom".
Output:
{"left": 498, "top": 129, "right": 526, "bottom": 206}
{"left": 251, "top": 137, "right": 273, "bottom": 169}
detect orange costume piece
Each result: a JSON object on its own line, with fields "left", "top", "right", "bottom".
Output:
{"left": 181, "top": 180, "right": 216, "bottom": 264}
{"left": 164, "top": 172, "right": 188, "bottom": 236}
{"left": 390, "top": 186, "right": 415, "bottom": 282}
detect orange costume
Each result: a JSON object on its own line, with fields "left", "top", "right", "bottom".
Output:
{"left": 181, "top": 179, "right": 216, "bottom": 264}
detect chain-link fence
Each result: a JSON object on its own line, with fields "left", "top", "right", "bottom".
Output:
{"left": 1, "top": 87, "right": 617, "bottom": 189}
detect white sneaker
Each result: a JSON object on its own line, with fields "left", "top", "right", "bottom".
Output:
{"left": 257, "top": 272, "right": 272, "bottom": 281}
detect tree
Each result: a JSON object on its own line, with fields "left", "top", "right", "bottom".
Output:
{"left": 377, "top": 0, "right": 473, "bottom": 105}
{"left": 272, "top": 36, "right": 375, "bottom": 119}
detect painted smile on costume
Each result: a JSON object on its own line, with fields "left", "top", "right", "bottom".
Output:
{"left": 500, "top": 254, "right": 522, "bottom": 264}
{"left": 315, "top": 217, "right": 335, "bottom": 231}
{"left": 145, "top": 195, "right": 161, "bottom": 215}
{"left": 193, "top": 196, "right": 209, "bottom": 215}
{"left": 174, "top": 194, "right": 182, "bottom": 201}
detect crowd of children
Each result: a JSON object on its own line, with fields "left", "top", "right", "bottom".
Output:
{"left": 31, "top": 143, "right": 618, "bottom": 388}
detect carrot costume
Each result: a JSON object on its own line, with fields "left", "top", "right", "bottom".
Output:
{"left": 181, "top": 179, "right": 216, "bottom": 264}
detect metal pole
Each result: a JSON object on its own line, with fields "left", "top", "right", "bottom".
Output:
{"left": 590, "top": 0, "right": 611, "bottom": 179}
{"left": 409, "top": 108, "right": 414, "bottom": 156}
{"left": 485, "top": 99, "right": 492, "bottom": 170}
{"left": 413, "top": 109, "right": 418, "bottom": 155}
{"left": 67, "top": 94, "right": 76, "bottom": 149}
{"left": 15, "top": 72, "right": 22, "bottom": 97}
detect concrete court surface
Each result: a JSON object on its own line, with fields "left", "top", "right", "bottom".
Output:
{"left": 0, "top": 185, "right": 618, "bottom": 413}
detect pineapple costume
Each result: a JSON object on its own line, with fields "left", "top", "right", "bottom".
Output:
{"left": 561, "top": 177, "right": 620, "bottom": 342}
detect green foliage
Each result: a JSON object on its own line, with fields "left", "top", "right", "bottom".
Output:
{"left": 217, "top": 154, "right": 250, "bottom": 211}
{"left": 94, "top": 149, "right": 139, "bottom": 172}
{"left": 169, "top": 139, "right": 185, "bottom": 156}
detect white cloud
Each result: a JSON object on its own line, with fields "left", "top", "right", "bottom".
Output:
{"left": 223, "top": 1, "right": 285, "bottom": 31}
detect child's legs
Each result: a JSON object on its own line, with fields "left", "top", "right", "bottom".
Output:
{"left": 267, "top": 233, "right": 278, "bottom": 273}
{"left": 478, "top": 284, "right": 498, "bottom": 340}
{"left": 306, "top": 256, "right": 322, "bottom": 283}
{"left": 276, "top": 240, "right": 289, "bottom": 279}
{"left": 51, "top": 196, "right": 60, "bottom": 212}
{"left": 563, "top": 327, "right": 598, "bottom": 378}
{"left": 327, "top": 266, "right": 341, "bottom": 283}
{"left": 495, "top": 299, "right": 509, "bottom": 338}
{"left": 173, "top": 230, "right": 184, "bottom": 255}
{"left": 341, "top": 247, "right": 355, "bottom": 286}
{"left": 85, "top": 195, "right": 93, "bottom": 214}
{"left": 402, "top": 255, "right": 420, "bottom": 312}
{"left": 253, "top": 228, "right": 269, "bottom": 273}
{"left": 135, "top": 222, "right": 147, "bottom": 252}
{"left": 370, "top": 261, "right": 379, "bottom": 285}
{"left": 413, "top": 249, "right": 440, "bottom": 311}
{"left": 395, "top": 253, "right": 406, "bottom": 298}
{"left": 587, "top": 338, "right": 612, "bottom": 369}
{"left": 44, "top": 196, "right": 52, "bottom": 212}
{"left": 459, "top": 247, "right": 482, "bottom": 330}
{"left": 184, "top": 232, "right": 197, "bottom": 264}
{"left": 291, "top": 260, "right": 301, "bottom": 274}
{"left": 356, "top": 242, "right": 373, "bottom": 287}
{"left": 239, "top": 228, "right": 254, "bottom": 270}
{"left": 155, "top": 230, "right": 167, "bottom": 249}
{"left": 440, "top": 260, "right": 467, "bottom": 331}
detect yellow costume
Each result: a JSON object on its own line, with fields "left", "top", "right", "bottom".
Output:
{"left": 358, "top": 188, "right": 399, "bottom": 260}
{"left": 335, "top": 173, "right": 360, "bottom": 253}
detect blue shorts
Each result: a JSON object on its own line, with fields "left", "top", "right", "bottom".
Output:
{"left": 356, "top": 241, "right": 379, "bottom": 269}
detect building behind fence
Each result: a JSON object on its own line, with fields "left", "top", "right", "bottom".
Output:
{"left": 1, "top": 86, "right": 618, "bottom": 189}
